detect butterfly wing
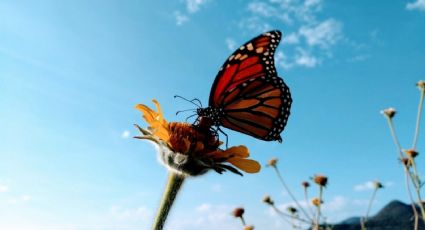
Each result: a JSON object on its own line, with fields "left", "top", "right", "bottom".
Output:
{"left": 209, "top": 30, "right": 292, "bottom": 141}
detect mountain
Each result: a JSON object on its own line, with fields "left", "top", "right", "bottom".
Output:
{"left": 329, "top": 200, "right": 425, "bottom": 230}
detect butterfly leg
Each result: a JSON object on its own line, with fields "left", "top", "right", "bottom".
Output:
{"left": 217, "top": 127, "right": 229, "bottom": 149}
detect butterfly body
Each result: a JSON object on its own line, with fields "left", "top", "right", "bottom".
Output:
{"left": 197, "top": 30, "right": 292, "bottom": 142}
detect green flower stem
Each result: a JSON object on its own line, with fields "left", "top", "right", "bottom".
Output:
{"left": 152, "top": 172, "right": 186, "bottom": 230}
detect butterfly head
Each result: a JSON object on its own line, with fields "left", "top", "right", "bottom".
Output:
{"left": 196, "top": 107, "right": 224, "bottom": 126}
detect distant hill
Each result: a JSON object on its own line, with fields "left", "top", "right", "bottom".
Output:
{"left": 329, "top": 200, "right": 425, "bottom": 230}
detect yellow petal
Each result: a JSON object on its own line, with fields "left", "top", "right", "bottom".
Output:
{"left": 227, "top": 158, "right": 261, "bottom": 173}
{"left": 210, "top": 145, "right": 249, "bottom": 159}
{"left": 135, "top": 100, "right": 170, "bottom": 141}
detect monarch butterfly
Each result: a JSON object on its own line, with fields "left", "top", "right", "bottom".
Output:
{"left": 196, "top": 30, "right": 292, "bottom": 142}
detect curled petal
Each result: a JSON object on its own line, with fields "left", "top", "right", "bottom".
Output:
{"left": 207, "top": 145, "right": 249, "bottom": 159}
{"left": 227, "top": 158, "right": 261, "bottom": 173}
{"left": 135, "top": 100, "right": 169, "bottom": 142}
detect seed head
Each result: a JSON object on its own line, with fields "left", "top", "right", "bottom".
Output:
{"left": 416, "top": 80, "right": 425, "bottom": 92}
{"left": 302, "top": 181, "right": 310, "bottom": 188}
{"left": 232, "top": 207, "right": 245, "bottom": 218}
{"left": 267, "top": 158, "right": 278, "bottom": 167}
{"left": 313, "top": 175, "right": 328, "bottom": 187}
{"left": 405, "top": 149, "right": 419, "bottom": 159}
{"left": 262, "top": 195, "right": 274, "bottom": 206}
{"left": 381, "top": 107, "right": 396, "bottom": 119}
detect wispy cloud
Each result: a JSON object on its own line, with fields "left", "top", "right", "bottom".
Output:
{"left": 225, "top": 38, "right": 236, "bottom": 51}
{"left": 121, "top": 130, "right": 131, "bottom": 139}
{"left": 406, "top": 0, "right": 425, "bottom": 11}
{"left": 175, "top": 0, "right": 211, "bottom": 25}
{"left": 354, "top": 181, "right": 394, "bottom": 192}
{"left": 240, "top": 0, "right": 343, "bottom": 69}
{"left": 299, "top": 18, "right": 342, "bottom": 48}
{"left": 175, "top": 11, "right": 190, "bottom": 26}
{"left": 169, "top": 203, "right": 239, "bottom": 230}
{"left": 0, "top": 185, "right": 9, "bottom": 193}
{"left": 186, "top": 0, "right": 210, "bottom": 13}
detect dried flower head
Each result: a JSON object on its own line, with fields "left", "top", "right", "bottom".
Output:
{"left": 244, "top": 225, "right": 255, "bottom": 230}
{"left": 416, "top": 80, "right": 425, "bottom": 91}
{"left": 267, "top": 158, "right": 278, "bottom": 167}
{"left": 313, "top": 175, "right": 328, "bottom": 187}
{"left": 135, "top": 100, "right": 261, "bottom": 176}
{"left": 405, "top": 149, "right": 419, "bottom": 158}
{"left": 312, "top": 198, "right": 323, "bottom": 207}
{"left": 400, "top": 157, "right": 412, "bottom": 168}
{"left": 302, "top": 181, "right": 310, "bottom": 188}
{"left": 374, "top": 181, "right": 384, "bottom": 189}
{"left": 287, "top": 206, "right": 298, "bottom": 215}
{"left": 381, "top": 107, "right": 396, "bottom": 119}
{"left": 232, "top": 207, "right": 245, "bottom": 218}
{"left": 262, "top": 195, "right": 274, "bottom": 206}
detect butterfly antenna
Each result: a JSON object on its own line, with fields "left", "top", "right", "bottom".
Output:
{"left": 174, "top": 95, "right": 202, "bottom": 108}
{"left": 185, "top": 113, "right": 198, "bottom": 122}
{"left": 176, "top": 109, "right": 197, "bottom": 115}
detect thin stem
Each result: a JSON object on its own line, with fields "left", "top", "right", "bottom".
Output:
{"left": 304, "top": 188, "right": 316, "bottom": 219}
{"left": 412, "top": 89, "right": 425, "bottom": 149}
{"left": 385, "top": 117, "right": 421, "bottom": 229}
{"left": 273, "top": 166, "right": 312, "bottom": 221}
{"left": 404, "top": 168, "right": 419, "bottom": 230}
{"left": 239, "top": 216, "right": 246, "bottom": 226}
{"left": 410, "top": 159, "right": 425, "bottom": 222}
{"left": 386, "top": 118, "right": 404, "bottom": 159}
{"left": 361, "top": 188, "right": 378, "bottom": 230}
{"left": 272, "top": 205, "right": 311, "bottom": 225}
{"left": 315, "top": 186, "right": 323, "bottom": 230}
{"left": 152, "top": 172, "right": 185, "bottom": 230}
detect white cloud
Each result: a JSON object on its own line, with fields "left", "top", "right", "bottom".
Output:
{"left": 186, "top": 0, "right": 209, "bottom": 13}
{"left": 406, "top": 0, "right": 425, "bottom": 11}
{"left": 299, "top": 18, "right": 342, "bottom": 48}
{"left": 354, "top": 181, "right": 376, "bottom": 192}
{"left": 7, "top": 195, "right": 32, "bottom": 204}
{"left": 109, "top": 205, "right": 151, "bottom": 222}
{"left": 347, "top": 54, "right": 371, "bottom": 63}
{"left": 247, "top": 2, "right": 292, "bottom": 24}
{"left": 175, "top": 11, "right": 189, "bottom": 26}
{"left": 121, "top": 130, "right": 130, "bottom": 139}
{"left": 282, "top": 32, "right": 300, "bottom": 45}
{"left": 225, "top": 38, "right": 237, "bottom": 51}
{"left": 239, "top": 0, "right": 342, "bottom": 69}
{"left": 0, "top": 185, "right": 9, "bottom": 192}
{"left": 169, "top": 203, "right": 239, "bottom": 230}
{"left": 294, "top": 48, "right": 319, "bottom": 67}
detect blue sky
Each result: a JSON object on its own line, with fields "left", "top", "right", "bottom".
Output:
{"left": 1, "top": 0, "right": 425, "bottom": 229}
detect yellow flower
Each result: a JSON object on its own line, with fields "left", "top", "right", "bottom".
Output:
{"left": 312, "top": 198, "right": 323, "bottom": 207}
{"left": 135, "top": 100, "right": 261, "bottom": 176}
{"left": 244, "top": 225, "right": 255, "bottom": 230}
